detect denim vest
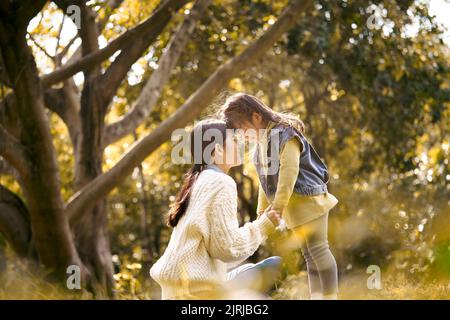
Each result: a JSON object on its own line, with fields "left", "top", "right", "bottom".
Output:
{"left": 254, "top": 124, "right": 329, "bottom": 199}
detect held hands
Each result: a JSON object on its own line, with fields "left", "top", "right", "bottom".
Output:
{"left": 262, "top": 208, "right": 281, "bottom": 227}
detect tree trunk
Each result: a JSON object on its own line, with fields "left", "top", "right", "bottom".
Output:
{"left": 72, "top": 109, "right": 114, "bottom": 296}
{"left": 133, "top": 132, "right": 153, "bottom": 270}
{"left": 0, "top": 18, "right": 82, "bottom": 281}
{"left": 72, "top": 76, "right": 114, "bottom": 298}
{"left": 64, "top": 2, "right": 115, "bottom": 297}
{"left": 72, "top": 199, "right": 114, "bottom": 297}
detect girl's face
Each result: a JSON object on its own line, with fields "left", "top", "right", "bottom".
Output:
{"left": 214, "top": 132, "right": 242, "bottom": 167}
{"left": 235, "top": 112, "right": 266, "bottom": 143}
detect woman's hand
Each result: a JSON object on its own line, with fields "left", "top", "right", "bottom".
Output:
{"left": 264, "top": 209, "right": 281, "bottom": 226}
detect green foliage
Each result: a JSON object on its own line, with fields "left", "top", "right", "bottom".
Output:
{"left": 284, "top": 0, "right": 449, "bottom": 170}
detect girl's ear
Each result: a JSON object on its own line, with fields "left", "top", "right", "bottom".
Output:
{"left": 252, "top": 112, "right": 262, "bottom": 125}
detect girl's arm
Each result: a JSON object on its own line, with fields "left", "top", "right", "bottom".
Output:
{"left": 206, "top": 179, "right": 275, "bottom": 263}
{"left": 271, "top": 138, "right": 301, "bottom": 213}
{"left": 256, "top": 184, "right": 270, "bottom": 217}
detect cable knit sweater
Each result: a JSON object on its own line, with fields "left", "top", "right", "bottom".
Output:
{"left": 149, "top": 169, "right": 275, "bottom": 299}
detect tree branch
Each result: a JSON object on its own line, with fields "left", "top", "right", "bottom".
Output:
{"left": 0, "top": 157, "right": 26, "bottom": 191}
{"left": 54, "top": 33, "right": 78, "bottom": 65}
{"left": 55, "top": 12, "right": 65, "bottom": 56}
{"left": 52, "top": 0, "right": 123, "bottom": 67}
{"left": 0, "top": 157, "right": 16, "bottom": 176}
{"left": 0, "top": 93, "right": 19, "bottom": 136}
{"left": 97, "top": 0, "right": 126, "bottom": 31}
{"left": 15, "top": 0, "right": 48, "bottom": 30}
{"left": 54, "top": 0, "right": 123, "bottom": 31}
{"left": 44, "top": 86, "right": 81, "bottom": 143}
{"left": 97, "top": 0, "right": 190, "bottom": 111}
{"left": 1, "top": 85, "right": 80, "bottom": 144}
{"left": 103, "top": 0, "right": 212, "bottom": 146}
{"left": 41, "top": 0, "right": 189, "bottom": 88}
{"left": 66, "top": 0, "right": 314, "bottom": 223}
{"left": 0, "top": 184, "right": 32, "bottom": 257}
{"left": 78, "top": 2, "right": 100, "bottom": 77}
{"left": 0, "top": 126, "right": 29, "bottom": 178}
{"left": 28, "top": 32, "right": 56, "bottom": 62}
{"left": 43, "top": 88, "right": 66, "bottom": 121}
{"left": 0, "top": 54, "right": 10, "bottom": 86}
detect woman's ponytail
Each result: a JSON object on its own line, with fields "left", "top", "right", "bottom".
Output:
{"left": 166, "top": 164, "right": 203, "bottom": 228}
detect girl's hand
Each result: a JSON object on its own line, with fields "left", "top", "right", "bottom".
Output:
{"left": 257, "top": 205, "right": 271, "bottom": 219}
{"left": 264, "top": 209, "right": 281, "bottom": 226}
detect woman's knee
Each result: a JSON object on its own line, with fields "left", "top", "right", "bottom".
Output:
{"left": 258, "top": 256, "right": 282, "bottom": 271}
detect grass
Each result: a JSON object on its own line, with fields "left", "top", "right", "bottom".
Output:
{"left": 1, "top": 264, "right": 449, "bottom": 300}
{"left": 273, "top": 270, "right": 450, "bottom": 300}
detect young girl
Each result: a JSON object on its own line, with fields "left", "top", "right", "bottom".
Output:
{"left": 222, "top": 93, "right": 339, "bottom": 300}
{"left": 150, "top": 119, "right": 282, "bottom": 300}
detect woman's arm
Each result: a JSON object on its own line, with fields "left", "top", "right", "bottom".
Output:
{"left": 206, "top": 179, "right": 275, "bottom": 263}
{"left": 271, "top": 138, "right": 301, "bottom": 213}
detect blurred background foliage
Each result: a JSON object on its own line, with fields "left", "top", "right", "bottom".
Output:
{"left": 0, "top": 0, "right": 449, "bottom": 299}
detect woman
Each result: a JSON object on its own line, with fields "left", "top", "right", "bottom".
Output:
{"left": 150, "top": 119, "right": 282, "bottom": 300}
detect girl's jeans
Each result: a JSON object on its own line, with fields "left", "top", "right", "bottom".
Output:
{"left": 226, "top": 256, "right": 282, "bottom": 293}
{"left": 294, "top": 212, "right": 338, "bottom": 297}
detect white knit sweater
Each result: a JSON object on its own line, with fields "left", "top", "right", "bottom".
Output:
{"left": 150, "top": 169, "right": 275, "bottom": 299}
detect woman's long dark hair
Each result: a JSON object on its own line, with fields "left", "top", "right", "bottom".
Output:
{"left": 167, "top": 119, "right": 227, "bottom": 227}
{"left": 220, "top": 92, "right": 305, "bottom": 133}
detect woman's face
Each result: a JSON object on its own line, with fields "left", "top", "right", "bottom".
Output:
{"left": 215, "top": 132, "right": 243, "bottom": 167}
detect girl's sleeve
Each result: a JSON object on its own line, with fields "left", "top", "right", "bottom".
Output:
{"left": 256, "top": 184, "right": 270, "bottom": 216}
{"left": 206, "top": 180, "right": 275, "bottom": 263}
{"left": 272, "top": 138, "right": 301, "bottom": 212}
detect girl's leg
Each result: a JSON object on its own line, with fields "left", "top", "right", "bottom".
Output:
{"left": 298, "top": 213, "right": 338, "bottom": 299}
{"left": 226, "top": 256, "right": 282, "bottom": 293}
{"left": 298, "top": 237, "right": 323, "bottom": 299}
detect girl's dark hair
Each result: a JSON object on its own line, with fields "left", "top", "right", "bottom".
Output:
{"left": 167, "top": 119, "right": 227, "bottom": 227}
{"left": 220, "top": 92, "right": 305, "bottom": 133}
